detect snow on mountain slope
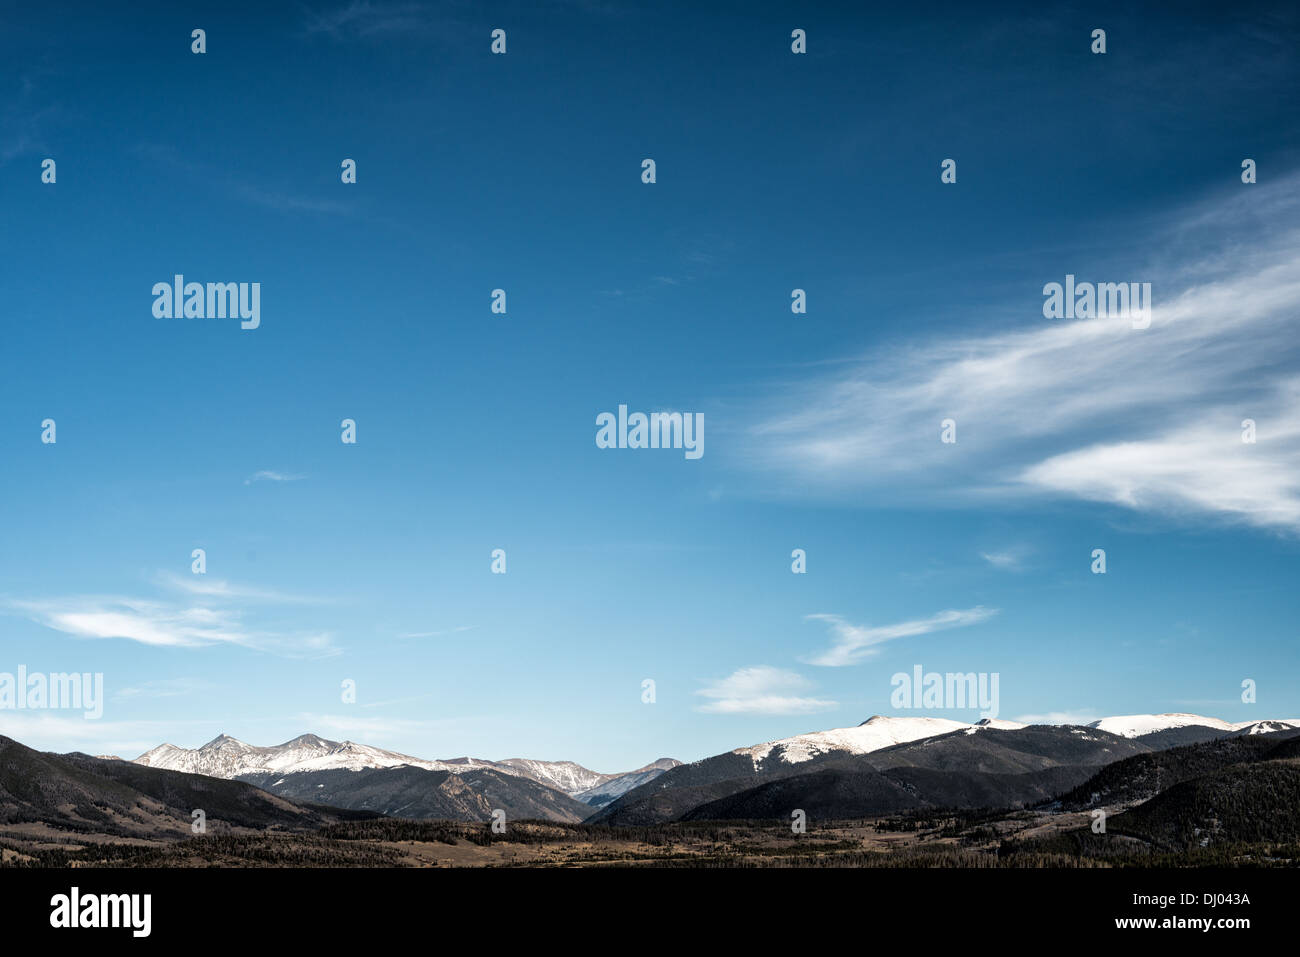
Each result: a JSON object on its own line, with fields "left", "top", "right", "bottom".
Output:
{"left": 135, "top": 714, "right": 1298, "bottom": 795}
{"left": 134, "top": 733, "right": 460, "bottom": 779}
{"left": 636, "top": 757, "right": 685, "bottom": 774}
{"left": 729, "top": 712, "right": 1300, "bottom": 769}
{"left": 1231, "top": 719, "right": 1300, "bottom": 734}
{"left": 573, "top": 758, "right": 683, "bottom": 805}
{"left": 734, "top": 716, "right": 974, "bottom": 768}
{"left": 1075, "top": 713, "right": 1300, "bottom": 738}
{"left": 973, "top": 718, "right": 1029, "bottom": 731}
{"left": 437, "top": 756, "right": 507, "bottom": 772}
{"left": 133, "top": 733, "right": 679, "bottom": 797}
{"left": 494, "top": 758, "right": 612, "bottom": 794}
{"left": 1086, "top": 713, "right": 1237, "bottom": 737}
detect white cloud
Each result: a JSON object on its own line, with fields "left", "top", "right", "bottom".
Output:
{"left": 156, "top": 572, "right": 318, "bottom": 604}
{"left": 1018, "top": 402, "right": 1300, "bottom": 530}
{"left": 397, "top": 626, "right": 474, "bottom": 639}
{"left": 8, "top": 599, "right": 219, "bottom": 648}
{"left": 979, "top": 549, "right": 1025, "bottom": 570}
{"left": 695, "top": 666, "right": 837, "bottom": 715}
{"left": 804, "top": 607, "right": 997, "bottom": 667}
{"left": 4, "top": 574, "right": 338, "bottom": 658}
{"left": 359, "top": 694, "right": 434, "bottom": 710}
{"left": 244, "top": 470, "right": 305, "bottom": 485}
{"left": 113, "top": 678, "right": 217, "bottom": 700}
{"left": 744, "top": 175, "right": 1300, "bottom": 533}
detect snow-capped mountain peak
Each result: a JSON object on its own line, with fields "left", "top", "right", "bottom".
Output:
{"left": 734, "top": 715, "right": 974, "bottom": 768}
{"left": 1236, "top": 719, "right": 1300, "bottom": 734}
{"left": 726, "top": 709, "right": 1300, "bottom": 770}
{"left": 1085, "top": 713, "right": 1300, "bottom": 738}
{"left": 496, "top": 758, "right": 611, "bottom": 794}
{"left": 133, "top": 733, "right": 456, "bottom": 779}
{"left": 130, "top": 733, "right": 680, "bottom": 798}
{"left": 974, "top": 717, "right": 1029, "bottom": 729}
{"left": 1087, "top": 713, "right": 1222, "bottom": 737}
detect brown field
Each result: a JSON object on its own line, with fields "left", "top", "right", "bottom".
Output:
{"left": 0, "top": 809, "right": 1112, "bottom": 868}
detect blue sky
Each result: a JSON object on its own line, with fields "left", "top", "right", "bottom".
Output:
{"left": 1, "top": 1, "right": 1298, "bottom": 771}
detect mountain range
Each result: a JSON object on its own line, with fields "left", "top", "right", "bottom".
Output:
{"left": 591, "top": 713, "right": 1300, "bottom": 826}
{"left": 0, "top": 734, "right": 350, "bottom": 839}
{"left": 130, "top": 733, "right": 681, "bottom": 820}
{"left": 6, "top": 711, "right": 1295, "bottom": 837}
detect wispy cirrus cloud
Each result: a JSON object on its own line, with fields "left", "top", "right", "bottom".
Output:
{"left": 154, "top": 572, "right": 320, "bottom": 605}
{"left": 0, "top": 75, "right": 64, "bottom": 168}
{"left": 7, "top": 598, "right": 225, "bottom": 648}
{"left": 397, "top": 626, "right": 473, "bottom": 639}
{"left": 743, "top": 174, "right": 1300, "bottom": 533}
{"left": 1020, "top": 406, "right": 1300, "bottom": 531}
{"left": 303, "top": 1, "right": 446, "bottom": 39}
{"left": 113, "top": 678, "right": 216, "bottom": 700}
{"left": 695, "top": 666, "right": 837, "bottom": 715}
{"left": 301, "top": 0, "right": 627, "bottom": 42}
{"left": 4, "top": 573, "right": 337, "bottom": 657}
{"left": 359, "top": 694, "right": 434, "bottom": 710}
{"left": 979, "top": 547, "right": 1028, "bottom": 570}
{"left": 133, "top": 144, "right": 350, "bottom": 217}
{"left": 227, "top": 185, "right": 348, "bottom": 216}
{"left": 245, "top": 470, "right": 305, "bottom": 486}
{"left": 804, "top": 607, "right": 998, "bottom": 667}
